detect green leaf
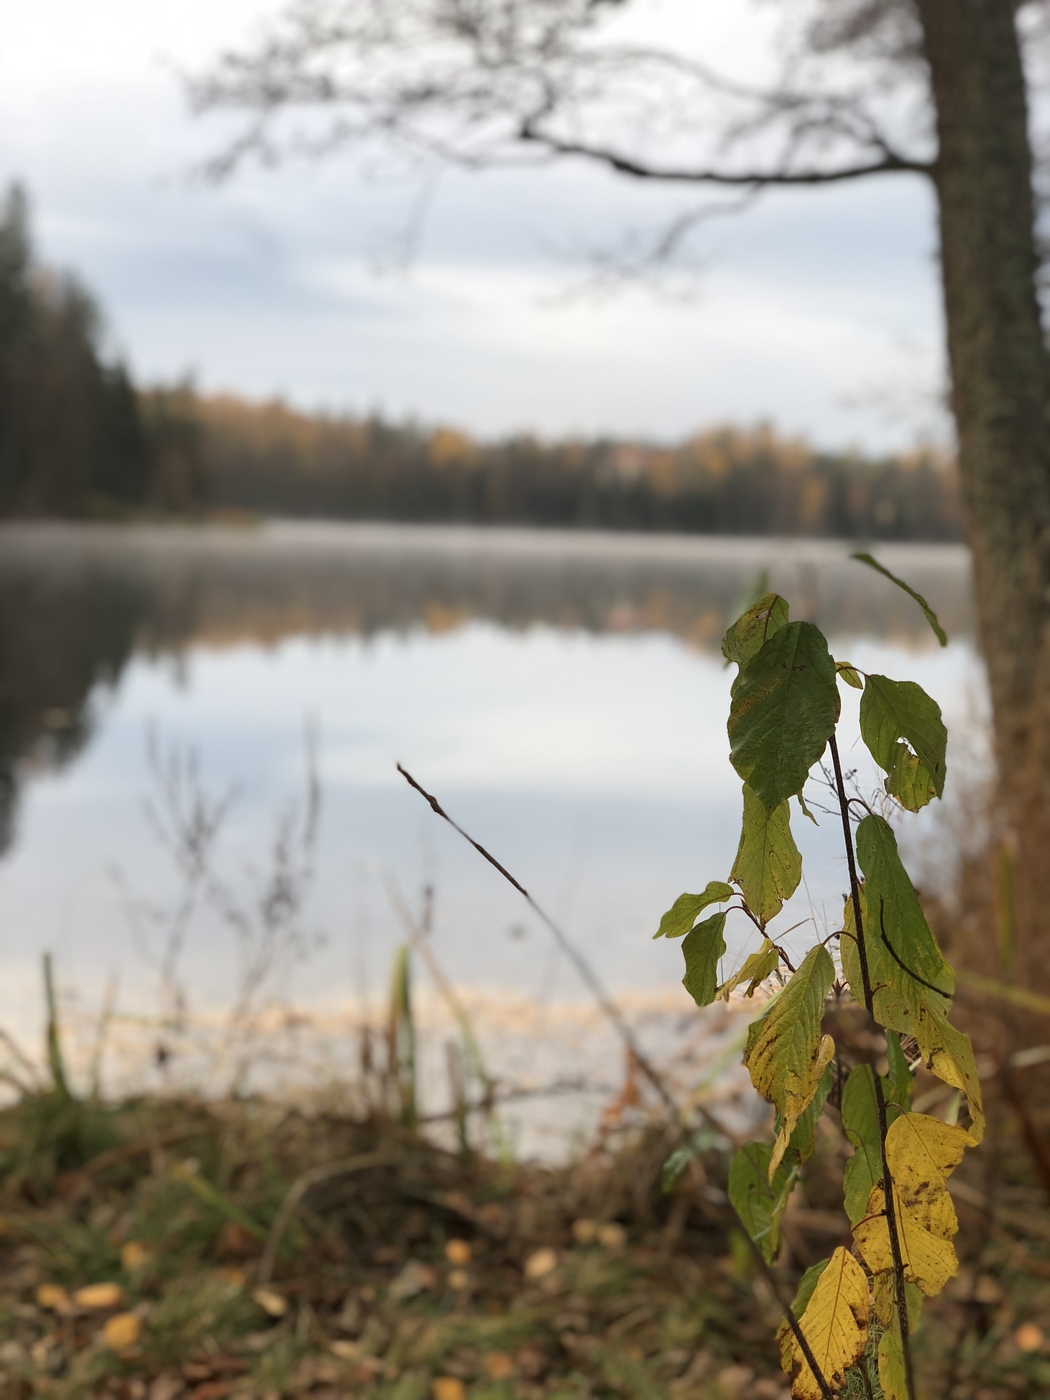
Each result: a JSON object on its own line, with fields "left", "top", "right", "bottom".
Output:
{"left": 745, "top": 944, "right": 836, "bottom": 1174}
{"left": 851, "top": 552, "right": 948, "bottom": 647}
{"left": 796, "top": 788, "right": 818, "bottom": 825}
{"left": 784, "top": 1061, "right": 833, "bottom": 1163}
{"left": 841, "top": 1065, "right": 882, "bottom": 1226}
{"left": 717, "top": 937, "right": 780, "bottom": 1001}
{"left": 885, "top": 1030, "right": 914, "bottom": 1111}
{"left": 728, "top": 1140, "right": 797, "bottom": 1263}
{"left": 722, "top": 592, "right": 790, "bottom": 667}
{"left": 851, "top": 815, "right": 954, "bottom": 1016}
{"left": 681, "top": 911, "right": 728, "bottom": 1008}
{"left": 860, "top": 674, "right": 947, "bottom": 810}
{"left": 840, "top": 821, "right": 982, "bottom": 1141}
{"left": 654, "top": 882, "right": 733, "bottom": 939}
{"left": 878, "top": 1329, "right": 908, "bottom": 1400}
{"left": 728, "top": 622, "right": 839, "bottom": 810}
{"left": 730, "top": 785, "right": 802, "bottom": 927}
{"left": 835, "top": 661, "right": 864, "bottom": 689}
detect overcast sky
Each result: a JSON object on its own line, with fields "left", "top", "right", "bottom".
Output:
{"left": 0, "top": 0, "right": 949, "bottom": 449}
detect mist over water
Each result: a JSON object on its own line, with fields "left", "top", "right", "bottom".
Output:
{"left": 0, "top": 523, "right": 984, "bottom": 1128}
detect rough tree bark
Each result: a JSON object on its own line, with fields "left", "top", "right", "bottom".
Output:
{"left": 918, "top": 0, "right": 1050, "bottom": 978}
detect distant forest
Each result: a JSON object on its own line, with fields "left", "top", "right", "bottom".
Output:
{"left": 0, "top": 184, "right": 964, "bottom": 540}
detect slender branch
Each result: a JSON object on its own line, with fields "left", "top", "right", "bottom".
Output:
{"left": 828, "top": 734, "right": 917, "bottom": 1400}
{"left": 878, "top": 897, "right": 952, "bottom": 999}
{"left": 518, "top": 120, "right": 932, "bottom": 186}
{"left": 396, "top": 763, "right": 682, "bottom": 1119}
{"left": 734, "top": 1212, "right": 835, "bottom": 1400}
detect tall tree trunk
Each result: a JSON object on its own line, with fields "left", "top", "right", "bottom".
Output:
{"left": 918, "top": 0, "right": 1050, "bottom": 985}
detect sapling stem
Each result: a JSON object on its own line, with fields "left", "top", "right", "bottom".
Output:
{"left": 735, "top": 1214, "right": 836, "bottom": 1400}
{"left": 829, "top": 733, "right": 917, "bottom": 1400}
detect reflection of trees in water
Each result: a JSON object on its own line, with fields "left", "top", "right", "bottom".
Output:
{"left": 0, "top": 522, "right": 974, "bottom": 853}
{"left": 0, "top": 564, "right": 147, "bottom": 852}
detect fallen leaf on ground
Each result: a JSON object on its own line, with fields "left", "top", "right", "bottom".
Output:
{"left": 524, "top": 1247, "right": 558, "bottom": 1280}
{"left": 103, "top": 1311, "right": 142, "bottom": 1350}
{"left": 331, "top": 1340, "right": 363, "bottom": 1361}
{"left": 389, "top": 1259, "right": 438, "bottom": 1301}
{"left": 251, "top": 1287, "right": 289, "bottom": 1317}
{"left": 433, "top": 1379, "right": 465, "bottom": 1400}
{"left": 121, "top": 1240, "right": 151, "bottom": 1272}
{"left": 1015, "top": 1323, "right": 1044, "bottom": 1353}
{"left": 484, "top": 1352, "right": 515, "bottom": 1380}
{"left": 36, "top": 1283, "right": 73, "bottom": 1314}
{"left": 444, "top": 1238, "right": 472, "bottom": 1265}
{"left": 73, "top": 1282, "right": 125, "bottom": 1310}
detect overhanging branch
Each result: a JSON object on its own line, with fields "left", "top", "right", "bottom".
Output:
{"left": 518, "top": 119, "right": 934, "bottom": 186}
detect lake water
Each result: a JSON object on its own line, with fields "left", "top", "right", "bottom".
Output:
{"left": 0, "top": 522, "right": 985, "bottom": 1144}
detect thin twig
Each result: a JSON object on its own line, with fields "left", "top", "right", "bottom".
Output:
{"left": 396, "top": 763, "right": 681, "bottom": 1116}
{"left": 878, "top": 898, "right": 951, "bottom": 999}
{"left": 258, "top": 1151, "right": 393, "bottom": 1286}
{"left": 735, "top": 1211, "right": 835, "bottom": 1400}
{"left": 829, "top": 733, "right": 916, "bottom": 1400}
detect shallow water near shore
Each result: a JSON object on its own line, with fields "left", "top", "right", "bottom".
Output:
{"left": 0, "top": 522, "right": 985, "bottom": 1138}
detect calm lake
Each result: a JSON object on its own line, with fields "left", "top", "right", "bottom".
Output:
{"left": 0, "top": 522, "right": 984, "bottom": 1137}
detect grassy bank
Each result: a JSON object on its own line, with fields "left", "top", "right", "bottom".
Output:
{"left": 1, "top": 1055, "right": 1049, "bottom": 1400}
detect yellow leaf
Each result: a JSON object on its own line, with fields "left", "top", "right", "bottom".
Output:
{"left": 36, "top": 1283, "right": 73, "bottom": 1314}
{"left": 855, "top": 1110, "right": 972, "bottom": 1298}
{"left": 886, "top": 1112, "right": 974, "bottom": 1236}
{"left": 597, "top": 1222, "right": 627, "bottom": 1249}
{"left": 444, "top": 1239, "right": 472, "bottom": 1266}
{"left": 523, "top": 1247, "right": 558, "bottom": 1280}
{"left": 73, "top": 1282, "right": 125, "bottom": 1310}
{"left": 102, "top": 1311, "right": 141, "bottom": 1350}
{"left": 485, "top": 1353, "right": 516, "bottom": 1380}
{"left": 252, "top": 1287, "right": 289, "bottom": 1317}
{"left": 433, "top": 1379, "right": 466, "bottom": 1400}
{"left": 854, "top": 1183, "right": 959, "bottom": 1297}
{"left": 877, "top": 1329, "right": 908, "bottom": 1400}
{"left": 120, "top": 1241, "right": 151, "bottom": 1273}
{"left": 872, "top": 1274, "right": 923, "bottom": 1331}
{"left": 787, "top": 1247, "right": 869, "bottom": 1400}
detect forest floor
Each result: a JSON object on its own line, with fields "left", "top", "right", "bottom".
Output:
{"left": 0, "top": 1071, "right": 1049, "bottom": 1400}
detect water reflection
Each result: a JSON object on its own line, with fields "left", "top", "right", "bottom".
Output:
{"left": 0, "top": 521, "right": 972, "bottom": 855}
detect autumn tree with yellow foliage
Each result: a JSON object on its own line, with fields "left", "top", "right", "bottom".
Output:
{"left": 655, "top": 560, "right": 982, "bottom": 1400}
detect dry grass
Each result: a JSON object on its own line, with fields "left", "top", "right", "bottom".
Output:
{"left": 0, "top": 1067, "right": 1049, "bottom": 1400}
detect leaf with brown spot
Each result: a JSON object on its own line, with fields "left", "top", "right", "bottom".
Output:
{"left": 744, "top": 944, "right": 835, "bottom": 1176}
{"left": 787, "top": 1246, "right": 869, "bottom": 1400}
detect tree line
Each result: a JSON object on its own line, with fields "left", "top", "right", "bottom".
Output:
{"left": 184, "top": 393, "right": 962, "bottom": 540}
{"left": 0, "top": 182, "right": 962, "bottom": 539}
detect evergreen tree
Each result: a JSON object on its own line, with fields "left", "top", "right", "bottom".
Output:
{"left": 0, "top": 183, "right": 153, "bottom": 516}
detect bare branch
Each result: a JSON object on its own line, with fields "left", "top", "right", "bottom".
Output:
{"left": 188, "top": 0, "right": 934, "bottom": 187}
{"left": 517, "top": 117, "right": 931, "bottom": 184}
